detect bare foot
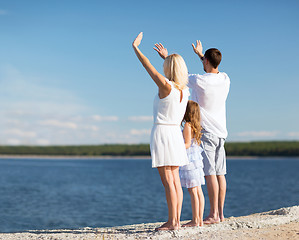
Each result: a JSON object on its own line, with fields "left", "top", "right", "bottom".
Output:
{"left": 182, "top": 220, "right": 199, "bottom": 228}
{"left": 203, "top": 217, "right": 220, "bottom": 225}
{"left": 182, "top": 220, "right": 203, "bottom": 227}
{"left": 155, "top": 221, "right": 179, "bottom": 231}
{"left": 219, "top": 214, "right": 225, "bottom": 222}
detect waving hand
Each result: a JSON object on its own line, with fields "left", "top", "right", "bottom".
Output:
{"left": 192, "top": 40, "right": 204, "bottom": 60}
{"left": 153, "top": 43, "right": 168, "bottom": 60}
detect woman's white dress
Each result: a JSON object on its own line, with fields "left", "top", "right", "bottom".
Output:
{"left": 179, "top": 139, "right": 205, "bottom": 188}
{"left": 150, "top": 79, "right": 190, "bottom": 168}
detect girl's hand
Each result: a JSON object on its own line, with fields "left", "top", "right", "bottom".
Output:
{"left": 132, "top": 32, "right": 143, "bottom": 48}
{"left": 153, "top": 43, "right": 168, "bottom": 60}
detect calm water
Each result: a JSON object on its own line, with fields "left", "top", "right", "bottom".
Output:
{"left": 0, "top": 157, "right": 298, "bottom": 232}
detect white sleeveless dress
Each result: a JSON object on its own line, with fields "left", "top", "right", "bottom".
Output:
{"left": 150, "top": 79, "right": 190, "bottom": 168}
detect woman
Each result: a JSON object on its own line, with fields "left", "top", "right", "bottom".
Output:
{"left": 132, "top": 32, "right": 189, "bottom": 230}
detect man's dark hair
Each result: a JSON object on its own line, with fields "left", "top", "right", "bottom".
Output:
{"left": 204, "top": 48, "right": 222, "bottom": 68}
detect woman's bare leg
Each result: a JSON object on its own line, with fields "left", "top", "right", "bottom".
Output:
{"left": 172, "top": 166, "right": 183, "bottom": 228}
{"left": 156, "top": 166, "right": 179, "bottom": 230}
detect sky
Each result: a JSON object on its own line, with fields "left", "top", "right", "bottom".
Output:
{"left": 0, "top": 0, "right": 299, "bottom": 145}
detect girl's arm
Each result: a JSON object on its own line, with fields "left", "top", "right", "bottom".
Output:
{"left": 183, "top": 122, "right": 192, "bottom": 149}
{"left": 132, "top": 32, "right": 171, "bottom": 99}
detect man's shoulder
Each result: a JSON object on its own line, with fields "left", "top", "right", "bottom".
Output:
{"left": 220, "top": 72, "right": 229, "bottom": 78}
{"left": 209, "top": 72, "right": 230, "bottom": 82}
{"left": 220, "top": 72, "right": 230, "bottom": 84}
{"left": 188, "top": 73, "right": 207, "bottom": 80}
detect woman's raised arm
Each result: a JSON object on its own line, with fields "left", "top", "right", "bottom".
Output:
{"left": 132, "top": 32, "right": 171, "bottom": 98}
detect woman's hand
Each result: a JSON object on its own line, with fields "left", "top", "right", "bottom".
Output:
{"left": 153, "top": 43, "right": 168, "bottom": 60}
{"left": 132, "top": 32, "right": 143, "bottom": 48}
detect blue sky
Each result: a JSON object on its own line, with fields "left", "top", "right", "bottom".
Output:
{"left": 0, "top": 0, "right": 299, "bottom": 145}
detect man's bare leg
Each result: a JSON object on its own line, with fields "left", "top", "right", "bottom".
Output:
{"left": 217, "top": 175, "right": 226, "bottom": 222}
{"left": 204, "top": 175, "right": 220, "bottom": 224}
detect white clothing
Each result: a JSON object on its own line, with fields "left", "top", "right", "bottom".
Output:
{"left": 188, "top": 72, "right": 230, "bottom": 138}
{"left": 150, "top": 79, "right": 190, "bottom": 168}
{"left": 179, "top": 139, "right": 205, "bottom": 188}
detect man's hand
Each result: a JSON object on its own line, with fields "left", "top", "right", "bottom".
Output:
{"left": 192, "top": 40, "right": 204, "bottom": 59}
{"left": 132, "top": 32, "right": 143, "bottom": 48}
{"left": 153, "top": 43, "right": 168, "bottom": 60}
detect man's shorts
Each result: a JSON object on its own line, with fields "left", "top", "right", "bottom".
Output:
{"left": 201, "top": 130, "right": 226, "bottom": 176}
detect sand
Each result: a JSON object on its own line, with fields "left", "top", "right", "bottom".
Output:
{"left": 0, "top": 205, "right": 298, "bottom": 240}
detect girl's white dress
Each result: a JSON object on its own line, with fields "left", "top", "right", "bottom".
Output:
{"left": 179, "top": 139, "right": 205, "bottom": 188}
{"left": 150, "top": 79, "right": 190, "bottom": 168}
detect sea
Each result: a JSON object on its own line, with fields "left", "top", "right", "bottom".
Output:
{"left": 0, "top": 157, "right": 298, "bottom": 233}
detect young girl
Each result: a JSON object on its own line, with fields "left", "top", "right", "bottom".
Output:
{"left": 180, "top": 100, "right": 205, "bottom": 227}
{"left": 132, "top": 33, "right": 189, "bottom": 231}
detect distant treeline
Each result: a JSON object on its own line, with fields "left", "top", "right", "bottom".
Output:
{"left": 225, "top": 141, "right": 299, "bottom": 157}
{"left": 0, "top": 141, "right": 298, "bottom": 157}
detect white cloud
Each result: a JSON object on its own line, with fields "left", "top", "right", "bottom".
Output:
{"left": 4, "top": 129, "right": 37, "bottom": 138}
{"left": 82, "top": 125, "right": 99, "bottom": 131}
{"left": 236, "top": 131, "right": 278, "bottom": 137}
{"left": 92, "top": 115, "right": 119, "bottom": 122}
{"left": 130, "top": 129, "right": 151, "bottom": 136}
{"left": 6, "top": 139, "right": 21, "bottom": 145}
{"left": 128, "top": 116, "right": 153, "bottom": 122}
{"left": 287, "top": 132, "right": 299, "bottom": 137}
{"left": 39, "top": 119, "right": 78, "bottom": 129}
{"left": 36, "top": 139, "right": 50, "bottom": 146}
{"left": 0, "top": 65, "right": 151, "bottom": 145}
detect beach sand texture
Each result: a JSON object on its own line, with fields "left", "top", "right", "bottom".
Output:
{"left": 1, "top": 205, "right": 298, "bottom": 240}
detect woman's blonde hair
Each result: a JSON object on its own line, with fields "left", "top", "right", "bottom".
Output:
{"left": 163, "top": 54, "right": 188, "bottom": 90}
{"left": 182, "top": 100, "right": 202, "bottom": 145}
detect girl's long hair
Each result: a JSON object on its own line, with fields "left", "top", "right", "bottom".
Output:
{"left": 182, "top": 100, "right": 202, "bottom": 145}
{"left": 163, "top": 54, "right": 188, "bottom": 90}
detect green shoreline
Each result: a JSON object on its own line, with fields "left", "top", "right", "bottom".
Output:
{"left": 0, "top": 141, "right": 298, "bottom": 157}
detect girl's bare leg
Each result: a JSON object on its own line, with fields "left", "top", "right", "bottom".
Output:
{"left": 156, "top": 166, "right": 179, "bottom": 230}
{"left": 182, "top": 187, "right": 200, "bottom": 227}
{"left": 197, "top": 186, "right": 205, "bottom": 226}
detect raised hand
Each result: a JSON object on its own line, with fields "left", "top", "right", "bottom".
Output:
{"left": 132, "top": 32, "right": 143, "bottom": 48}
{"left": 192, "top": 40, "right": 203, "bottom": 57}
{"left": 153, "top": 43, "right": 168, "bottom": 60}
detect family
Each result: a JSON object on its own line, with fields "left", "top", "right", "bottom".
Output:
{"left": 132, "top": 32, "right": 230, "bottom": 231}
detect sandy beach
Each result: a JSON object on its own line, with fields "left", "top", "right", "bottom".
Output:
{"left": 0, "top": 205, "right": 298, "bottom": 240}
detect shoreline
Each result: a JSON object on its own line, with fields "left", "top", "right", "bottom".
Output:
{"left": 0, "top": 205, "right": 298, "bottom": 239}
{"left": 0, "top": 154, "right": 152, "bottom": 160}
{"left": 0, "top": 154, "right": 298, "bottom": 160}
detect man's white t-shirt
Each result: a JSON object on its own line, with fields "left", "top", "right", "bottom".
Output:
{"left": 188, "top": 72, "right": 230, "bottom": 139}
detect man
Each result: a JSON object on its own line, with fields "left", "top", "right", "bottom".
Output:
{"left": 154, "top": 40, "right": 230, "bottom": 224}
